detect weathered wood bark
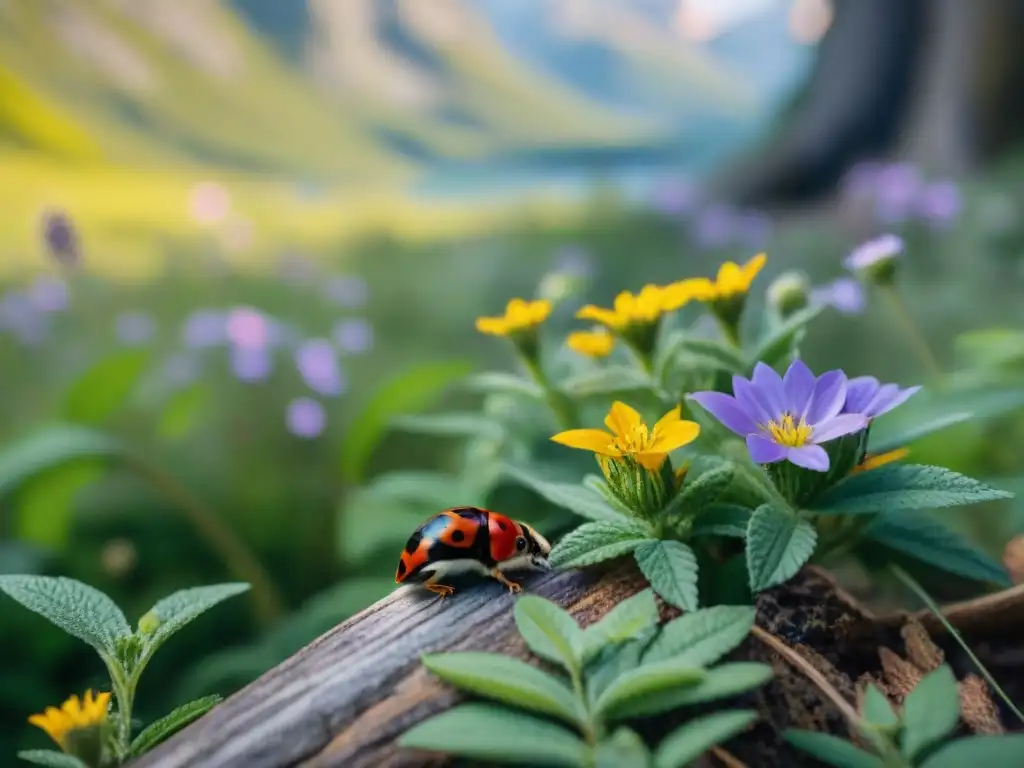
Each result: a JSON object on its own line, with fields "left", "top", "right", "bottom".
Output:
{"left": 131, "top": 564, "right": 1023, "bottom": 768}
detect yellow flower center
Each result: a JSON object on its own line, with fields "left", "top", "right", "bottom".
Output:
{"left": 611, "top": 424, "right": 655, "bottom": 455}
{"left": 764, "top": 413, "right": 812, "bottom": 447}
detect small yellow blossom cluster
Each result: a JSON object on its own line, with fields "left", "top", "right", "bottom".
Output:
{"left": 29, "top": 690, "right": 110, "bottom": 755}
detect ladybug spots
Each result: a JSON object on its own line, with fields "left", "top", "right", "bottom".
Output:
{"left": 451, "top": 529, "right": 465, "bottom": 543}
{"left": 404, "top": 531, "right": 422, "bottom": 555}
{"left": 396, "top": 560, "right": 407, "bottom": 579}
{"left": 396, "top": 508, "right": 496, "bottom": 582}
{"left": 497, "top": 520, "right": 508, "bottom": 531}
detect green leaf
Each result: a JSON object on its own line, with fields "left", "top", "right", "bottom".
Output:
{"left": 745, "top": 504, "right": 817, "bottom": 592}
{"left": 358, "top": 471, "right": 465, "bottom": 508}
{"left": 157, "top": 385, "right": 208, "bottom": 441}
{"left": 503, "top": 465, "right": 632, "bottom": 524}
{"left": 0, "top": 424, "right": 122, "bottom": 499}
{"left": 596, "top": 727, "right": 652, "bottom": 768}
{"left": 814, "top": 464, "right": 1013, "bottom": 516}
{"left": 127, "top": 695, "right": 221, "bottom": 757}
{"left": 0, "top": 575, "right": 129, "bottom": 656}
{"left": 657, "top": 333, "right": 746, "bottom": 377}
{"left": 920, "top": 735, "right": 1024, "bottom": 767}
{"left": 670, "top": 463, "right": 736, "bottom": 513}
{"left": 901, "top": 665, "right": 960, "bottom": 760}
{"left": 514, "top": 596, "right": 583, "bottom": 672}
{"left": 581, "top": 589, "right": 659, "bottom": 662}
{"left": 643, "top": 606, "right": 757, "bottom": 667}
{"left": 864, "top": 512, "right": 1010, "bottom": 586}
{"left": 549, "top": 521, "right": 656, "bottom": 569}
{"left": 692, "top": 504, "right": 752, "bottom": 538}
{"left": 398, "top": 703, "right": 588, "bottom": 767}
{"left": 422, "top": 652, "right": 581, "bottom": 725}
{"left": 463, "top": 371, "right": 543, "bottom": 398}
{"left": 653, "top": 710, "right": 757, "bottom": 768}
{"left": 390, "top": 412, "right": 500, "bottom": 438}
{"left": 861, "top": 684, "right": 899, "bottom": 729}
{"left": 62, "top": 349, "right": 150, "bottom": 425}
{"left": 749, "top": 305, "right": 822, "bottom": 367}
{"left": 339, "top": 360, "right": 472, "bottom": 483}
{"left": 583, "top": 475, "right": 636, "bottom": 516}
{"left": 784, "top": 730, "right": 885, "bottom": 768}
{"left": 594, "top": 658, "right": 705, "bottom": 720}
{"left": 611, "top": 663, "right": 773, "bottom": 719}
{"left": 634, "top": 541, "right": 699, "bottom": 612}
{"left": 14, "top": 460, "right": 104, "bottom": 550}
{"left": 560, "top": 367, "right": 653, "bottom": 397}
{"left": 141, "top": 583, "right": 251, "bottom": 657}
{"left": 868, "top": 412, "right": 973, "bottom": 455}
{"left": 17, "top": 751, "right": 90, "bottom": 768}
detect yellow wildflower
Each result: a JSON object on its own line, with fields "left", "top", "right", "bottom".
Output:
{"left": 852, "top": 447, "right": 909, "bottom": 474}
{"left": 567, "top": 328, "right": 614, "bottom": 358}
{"left": 29, "top": 690, "right": 110, "bottom": 752}
{"left": 683, "top": 253, "right": 767, "bottom": 301}
{"left": 475, "top": 298, "right": 552, "bottom": 337}
{"left": 577, "top": 284, "right": 686, "bottom": 331}
{"left": 551, "top": 401, "right": 700, "bottom": 471}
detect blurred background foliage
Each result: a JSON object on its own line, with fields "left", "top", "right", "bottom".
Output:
{"left": 2, "top": 0, "right": 1024, "bottom": 757}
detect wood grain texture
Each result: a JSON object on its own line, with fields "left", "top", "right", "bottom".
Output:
{"left": 130, "top": 564, "right": 647, "bottom": 768}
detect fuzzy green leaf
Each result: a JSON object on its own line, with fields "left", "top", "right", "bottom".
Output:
{"left": 920, "top": 735, "right": 1024, "bottom": 767}
{"left": 634, "top": 541, "right": 699, "bottom": 612}
{"left": 692, "top": 504, "right": 753, "bottom": 538}
{"left": 17, "top": 751, "right": 90, "bottom": 768}
{"left": 785, "top": 730, "right": 885, "bottom": 768}
{"left": 610, "top": 662, "right": 773, "bottom": 719}
{"left": 127, "top": 695, "right": 221, "bottom": 757}
{"left": 596, "top": 727, "right": 652, "bottom": 768}
{"left": 653, "top": 710, "right": 758, "bottom": 768}
{"left": 504, "top": 465, "right": 633, "bottom": 524}
{"left": 62, "top": 349, "right": 150, "bottom": 425}
{"left": 861, "top": 684, "right": 899, "bottom": 729}
{"left": 399, "top": 703, "right": 587, "bottom": 767}
{"left": 549, "top": 521, "right": 656, "bottom": 569}
{"left": 671, "top": 463, "right": 736, "bottom": 512}
{"left": 581, "top": 589, "right": 659, "bottom": 662}
{"left": 0, "top": 575, "right": 130, "bottom": 657}
{"left": 561, "top": 367, "right": 653, "bottom": 398}
{"left": 391, "top": 412, "right": 501, "bottom": 438}
{"left": 901, "top": 665, "right": 960, "bottom": 760}
{"left": 864, "top": 513, "right": 1010, "bottom": 586}
{"left": 594, "top": 658, "right": 705, "bottom": 720}
{"left": 422, "top": 652, "right": 580, "bottom": 726}
{"left": 745, "top": 505, "right": 817, "bottom": 592}
{"left": 514, "top": 596, "right": 583, "bottom": 672}
{"left": 814, "top": 465, "right": 1013, "bottom": 516}
{"left": 141, "top": 583, "right": 251, "bottom": 657}
{"left": 643, "top": 606, "right": 757, "bottom": 667}
{"left": 749, "top": 305, "right": 822, "bottom": 367}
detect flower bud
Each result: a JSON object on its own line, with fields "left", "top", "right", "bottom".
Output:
{"left": 766, "top": 270, "right": 810, "bottom": 319}
{"left": 598, "top": 455, "right": 669, "bottom": 519}
{"left": 137, "top": 610, "right": 161, "bottom": 636}
{"left": 844, "top": 234, "right": 903, "bottom": 286}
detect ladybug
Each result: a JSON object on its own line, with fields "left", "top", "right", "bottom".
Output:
{"left": 395, "top": 507, "right": 552, "bottom": 598}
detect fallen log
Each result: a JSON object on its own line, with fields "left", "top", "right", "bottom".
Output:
{"left": 130, "top": 564, "right": 1024, "bottom": 768}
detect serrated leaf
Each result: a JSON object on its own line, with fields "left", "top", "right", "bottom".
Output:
{"left": 390, "top": 412, "right": 500, "bottom": 438}
{"left": 0, "top": 575, "right": 129, "bottom": 656}
{"left": 398, "top": 703, "right": 587, "bottom": 767}
{"left": 581, "top": 589, "right": 659, "bottom": 662}
{"left": 514, "top": 596, "right": 583, "bottom": 673}
{"left": 901, "top": 665, "right": 960, "bottom": 760}
{"left": 594, "top": 658, "right": 705, "bottom": 720}
{"left": 62, "top": 349, "right": 150, "bottom": 425}
{"left": 643, "top": 606, "right": 756, "bottom": 666}
{"left": 634, "top": 541, "right": 699, "bottom": 611}
{"left": 503, "top": 465, "right": 632, "bottom": 524}
{"left": 861, "top": 684, "right": 899, "bottom": 729}
{"left": 669, "top": 463, "right": 736, "bottom": 514}
{"left": 423, "top": 652, "right": 580, "bottom": 726}
{"left": 864, "top": 512, "right": 1010, "bottom": 586}
{"left": 653, "top": 710, "right": 757, "bottom": 768}
{"left": 745, "top": 504, "right": 817, "bottom": 592}
{"left": 462, "top": 371, "right": 543, "bottom": 398}
{"left": 127, "top": 695, "right": 221, "bottom": 757}
{"left": 692, "top": 504, "right": 752, "bottom": 538}
{"left": 920, "top": 735, "right": 1024, "bottom": 767}
{"left": 560, "top": 367, "right": 653, "bottom": 397}
{"left": 814, "top": 465, "right": 1013, "bottom": 516}
{"left": 868, "top": 411, "right": 973, "bottom": 455}
{"left": 784, "top": 730, "right": 885, "bottom": 768}
{"left": 611, "top": 662, "right": 773, "bottom": 719}
{"left": 17, "top": 751, "right": 90, "bottom": 768}
{"left": 596, "top": 727, "right": 652, "bottom": 768}
{"left": 141, "top": 583, "right": 251, "bottom": 657}
{"left": 749, "top": 305, "right": 822, "bottom": 367}
{"left": 549, "top": 521, "right": 656, "bottom": 569}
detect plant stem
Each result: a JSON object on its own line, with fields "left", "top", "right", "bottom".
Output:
{"left": 125, "top": 455, "right": 285, "bottom": 626}
{"left": 890, "top": 564, "right": 1024, "bottom": 726}
{"left": 880, "top": 286, "right": 943, "bottom": 382}
{"left": 522, "top": 357, "right": 579, "bottom": 430}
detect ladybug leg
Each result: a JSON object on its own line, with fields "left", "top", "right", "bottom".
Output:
{"left": 491, "top": 568, "right": 523, "bottom": 594}
{"left": 422, "top": 571, "right": 456, "bottom": 599}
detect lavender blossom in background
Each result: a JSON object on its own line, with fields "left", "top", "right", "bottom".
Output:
{"left": 323, "top": 275, "right": 369, "bottom": 308}
{"left": 41, "top": 210, "right": 81, "bottom": 267}
{"left": 286, "top": 397, "right": 326, "bottom": 438}
{"left": 226, "top": 306, "right": 269, "bottom": 349}
{"left": 115, "top": 311, "right": 156, "bottom": 346}
{"left": 843, "top": 376, "right": 921, "bottom": 420}
{"left": 333, "top": 318, "right": 373, "bottom": 355}
{"left": 295, "top": 338, "right": 347, "bottom": 396}
{"left": 649, "top": 177, "right": 698, "bottom": 216}
{"left": 182, "top": 309, "right": 227, "bottom": 349}
{"left": 874, "top": 162, "right": 923, "bottom": 223}
{"left": 735, "top": 210, "right": 774, "bottom": 249}
{"left": 811, "top": 277, "right": 866, "bottom": 315}
{"left": 916, "top": 180, "right": 962, "bottom": 229}
{"left": 844, "top": 233, "right": 904, "bottom": 273}
{"left": 28, "top": 276, "right": 69, "bottom": 313}
{"left": 692, "top": 205, "right": 734, "bottom": 250}
{"left": 0, "top": 291, "right": 48, "bottom": 345}
{"left": 230, "top": 344, "right": 272, "bottom": 382}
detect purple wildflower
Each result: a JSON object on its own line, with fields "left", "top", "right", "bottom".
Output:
{"left": 844, "top": 234, "right": 904, "bottom": 273}
{"left": 916, "top": 180, "right": 962, "bottom": 229}
{"left": 230, "top": 345, "right": 272, "bottom": 382}
{"left": 295, "top": 338, "right": 347, "bottom": 396}
{"left": 115, "top": 311, "right": 155, "bottom": 346}
{"left": 182, "top": 309, "right": 227, "bottom": 348}
{"left": 843, "top": 376, "right": 920, "bottom": 420}
{"left": 286, "top": 397, "right": 326, "bottom": 438}
{"left": 692, "top": 205, "right": 734, "bottom": 249}
{"left": 650, "top": 177, "right": 698, "bottom": 216}
{"left": 689, "top": 361, "right": 867, "bottom": 472}
{"left": 28, "top": 276, "right": 69, "bottom": 313}
{"left": 811, "top": 277, "right": 866, "bottom": 315}
{"left": 874, "top": 162, "right": 923, "bottom": 223}
{"left": 333, "top": 318, "right": 373, "bottom": 354}
{"left": 736, "top": 210, "right": 774, "bottom": 249}
{"left": 225, "top": 306, "right": 268, "bottom": 349}
{"left": 41, "top": 209, "right": 80, "bottom": 267}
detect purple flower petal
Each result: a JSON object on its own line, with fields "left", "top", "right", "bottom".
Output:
{"left": 844, "top": 376, "right": 880, "bottom": 414}
{"left": 782, "top": 360, "right": 816, "bottom": 414}
{"left": 733, "top": 376, "right": 774, "bottom": 425}
{"left": 787, "top": 445, "right": 829, "bottom": 471}
{"left": 751, "top": 363, "right": 788, "bottom": 416}
{"left": 812, "top": 414, "right": 867, "bottom": 443}
{"left": 868, "top": 384, "right": 921, "bottom": 419}
{"left": 689, "top": 392, "right": 757, "bottom": 436}
{"left": 806, "top": 370, "right": 847, "bottom": 424}
{"left": 747, "top": 434, "right": 787, "bottom": 464}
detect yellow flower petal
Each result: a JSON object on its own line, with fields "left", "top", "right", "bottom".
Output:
{"left": 566, "top": 329, "right": 614, "bottom": 358}
{"left": 577, "top": 304, "right": 623, "bottom": 329}
{"left": 651, "top": 405, "right": 682, "bottom": 433}
{"left": 742, "top": 252, "right": 767, "bottom": 283}
{"left": 853, "top": 447, "right": 909, "bottom": 474}
{"left": 475, "top": 316, "right": 509, "bottom": 336}
{"left": 634, "top": 451, "right": 668, "bottom": 471}
{"left": 650, "top": 419, "right": 701, "bottom": 453}
{"left": 605, "top": 401, "right": 643, "bottom": 437}
{"left": 550, "top": 428, "right": 615, "bottom": 454}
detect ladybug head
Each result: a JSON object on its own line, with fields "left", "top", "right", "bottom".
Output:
{"left": 512, "top": 522, "right": 552, "bottom": 571}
